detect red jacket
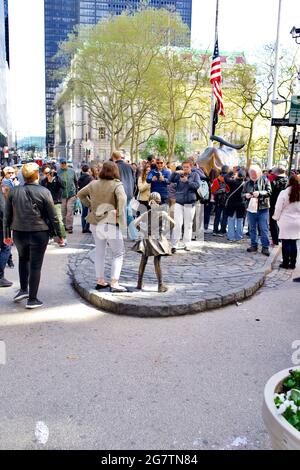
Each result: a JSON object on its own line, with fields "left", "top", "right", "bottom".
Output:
{"left": 211, "top": 175, "right": 230, "bottom": 194}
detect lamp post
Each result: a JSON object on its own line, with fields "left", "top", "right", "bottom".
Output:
{"left": 267, "top": 0, "right": 282, "bottom": 170}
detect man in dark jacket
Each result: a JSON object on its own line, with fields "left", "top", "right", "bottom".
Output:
{"left": 77, "top": 164, "right": 93, "bottom": 233}
{"left": 41, "top": 166, "right": 66, "bottom": 244}
{"left": 170, "top": 160, "right": 200, "bottom": 252}
{"left": 57, "top": 157, "right": 78, "bottom": 234}
{"left": 269, "top": 167, "right": 288, "bottom": 245}
{"left": 243, "top": 165, "right": 272, "bottom": 256}
{"left": 112, "top": 151, "right": 139, "bottom": 240}
{"left": 0, "top": 188, "right": 13, "bottom": 287}
{"left": 146, "top": 157, "right": 171, "bottom": 205}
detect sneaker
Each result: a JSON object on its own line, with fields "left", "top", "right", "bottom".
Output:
{"left": 216, "top": 232, "right": 224, "bottom": 237}
{"left": 293, "top": 277, "right": 300, "bottom": 282}
{"left": 247, "top": 246, "right": 258, "bottom": 253}
{"left": 110, "top": 285, "right": 128, "bottom": 293}
{"left": 67, "top": 229, "right": 73, "bottom": 234}
{"left": 58, "top": 240, "right": 66, "bottom": 247}
{"left": 0, "top": 277, "right": 13, "bottom": 288}
{"left": 26, "top": 299, "right": 44, "bottom": 309}
{"left": 184, "top": 246, "right": 191, "bottom": 251}
{"left": 14, "top": 290, "right": 29, "bottom": 302}
{"left": 212, "top": 232, "right": 218, "bottom": 236}
{"left": 262, "top": 247, "right": 270, "bottom": 257}
{"left": 7, "top": 259, "right": 14, "bottom": 268}
{"left": 171, "top": 247, "right": 177, "bottom": 254}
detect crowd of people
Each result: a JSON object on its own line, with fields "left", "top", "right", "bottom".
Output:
{"left": 1, "top": 152, "right": 300, "bottom": 308}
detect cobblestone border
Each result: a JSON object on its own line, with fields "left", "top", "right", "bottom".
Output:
{"left": 69, "top": 240, "right": 281, "bottom": 317}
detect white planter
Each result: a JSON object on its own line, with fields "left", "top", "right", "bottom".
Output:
{"left": 262, "top": 367, "right": 300, "bottom": 450}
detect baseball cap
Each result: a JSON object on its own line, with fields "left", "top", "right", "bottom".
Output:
{"left": 59, "top": 157, "right": 67, "bottom": 164}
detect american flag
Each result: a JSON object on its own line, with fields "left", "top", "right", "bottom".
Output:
{"left": 210, "top": 38, "right": 225, "bottom": 116}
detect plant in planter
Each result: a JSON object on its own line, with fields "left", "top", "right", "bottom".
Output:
{"left": 263, "top": 366, "right": 300, "bottom": 450}
{"left": 274, "top": 369, "right": 300, "bottom": 432}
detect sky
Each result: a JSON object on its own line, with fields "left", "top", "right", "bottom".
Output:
{"left": 7, "top": 0, "right": 300, "bottom": 139}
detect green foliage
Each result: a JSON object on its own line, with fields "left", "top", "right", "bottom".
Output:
{"left": 274, "top": 369, "right": 300, "bottom": 433}
{"left": 283, "top": 369, "right": 300, "bottom": 392}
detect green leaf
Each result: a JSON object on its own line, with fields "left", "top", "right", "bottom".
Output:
{"left": 290, "top": 389, "right": 300, "bottom": 406}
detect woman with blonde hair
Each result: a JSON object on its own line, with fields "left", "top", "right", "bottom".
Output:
{"left": 273, "top": 174, "right": 300, "bottom": 269}
{"left": 137, "top": 164, "right": 151, "bottom": 213}
{"left": 3, "top": 163, "right": 63, "bottom": 308}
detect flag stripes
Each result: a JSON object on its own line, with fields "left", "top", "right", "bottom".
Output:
{"left": 210, "top": 38, "right": 225, "bottom": 116}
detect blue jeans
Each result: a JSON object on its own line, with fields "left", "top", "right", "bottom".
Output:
{"left": 0, "top": 231, "right": 11, "bottom": 279}
{"left": 81, "top": 205, "right": 90, "bottom": 231}
{"left": 127, "top": 200, "right": 139, "bottom": 241}
{"left": 214, "top": 206, "right": 228, "bottom": 233}
{"left": 247, "top": 209, "right": 270, "bottom": 248}
{"left": 227, "top": 215, "right": 244, "bottom": 241}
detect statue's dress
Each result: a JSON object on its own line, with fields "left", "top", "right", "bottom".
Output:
{"left": 131, "top": 209, "right": 172, "bottom": 257}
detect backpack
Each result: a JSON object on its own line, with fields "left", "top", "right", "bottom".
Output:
{"left": 214, "top": 179, "right": 228, "bottom": 206}
{"left": 196, "top": 179, "right": 210, "bottom": 203}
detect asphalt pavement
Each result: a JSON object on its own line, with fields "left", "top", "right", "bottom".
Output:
{"left": 0, "top": 216, "right": 299, "bottom": 450}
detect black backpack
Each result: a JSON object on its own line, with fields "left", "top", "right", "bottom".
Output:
{"left": 214, "top": 179, "right": 228, "bottom": 206}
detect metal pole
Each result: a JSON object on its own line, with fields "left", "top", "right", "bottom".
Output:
{"left": 288, "top": 125, "right": 296, "bottom": 176}
{"left": 209, "top": 0, "right": 219, "bottom": 144}
{"left": 267, "top": 0, "right": 282, "bottom": 169}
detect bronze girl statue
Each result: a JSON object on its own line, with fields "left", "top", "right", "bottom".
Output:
{"left": 132, "top": 192, "right": 175, "bottom": 293}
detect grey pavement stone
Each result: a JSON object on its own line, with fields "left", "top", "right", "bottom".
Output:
{"left": 69, "top": 234, "right": 281, "bottom": 317}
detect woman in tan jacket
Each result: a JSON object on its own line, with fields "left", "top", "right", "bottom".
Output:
{"left": 137, "top": 164, "right": 151, "bottom": 213}
{"left": 78, "top": 161, "right": 128, "bottom": 293}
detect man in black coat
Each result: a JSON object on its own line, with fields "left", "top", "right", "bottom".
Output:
{"left": 269, "top": 167, "right": 288, "bottom": 245}
{"left": 111, "top": 151, "right": 139, "bottom": 240}
{"left": 78, "top": 164, "right": 93, "bottom": 233}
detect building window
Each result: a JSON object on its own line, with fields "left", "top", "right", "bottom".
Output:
{"left": 99, "top": 127, "right": 106, "bottom": 140}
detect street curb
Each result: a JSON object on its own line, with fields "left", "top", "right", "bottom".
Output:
{"left": 69, "top": 244, "right": 281, "bottom": 317}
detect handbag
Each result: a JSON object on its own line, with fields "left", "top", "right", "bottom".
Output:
{"left": 225, "top": 182, "right": 244, "bottom": 208}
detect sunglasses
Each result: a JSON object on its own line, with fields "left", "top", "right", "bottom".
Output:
{"left": 157, "top": 162, "right": 164, "bottom": 165}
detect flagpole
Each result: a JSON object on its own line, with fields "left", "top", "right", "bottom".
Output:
{"left": 209, "top": 0, "right": 219, "bottom": 145}
{"left": 267, "top": 0, "right": 282, "bottom": 169}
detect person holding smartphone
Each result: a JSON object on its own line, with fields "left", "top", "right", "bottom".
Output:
{"left": 41, "top": 166, "right": 67, "bottom": 246}
{"left": 146, "top": 157, "right": 171, "bottom": 206}
{"left": 170, "top": 160, "right": 200, "bottom": 253}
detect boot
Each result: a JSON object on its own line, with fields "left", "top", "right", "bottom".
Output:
{"left": 158, "top": 284, "right": 168, "bottom": 293}
{"left": 154, "top": 256, "right": 168, "bottom": 293}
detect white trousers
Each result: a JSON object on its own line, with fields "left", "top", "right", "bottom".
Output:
{"left": 172, "top": 203, "right": 196, "bottom": 248}
{"left": 91, "top": 224, "right": 124, "bottom": 281}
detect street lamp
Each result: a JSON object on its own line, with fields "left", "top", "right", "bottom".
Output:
{"left": 290, "top": 26, "right": 300, "bottom": 44}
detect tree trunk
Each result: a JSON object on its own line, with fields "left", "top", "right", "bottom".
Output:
{"left": 246, "top": 123, "right": 254, "bottom": 168}
{"left": 167, "top": 123, "right": 176, "bottom": 162}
